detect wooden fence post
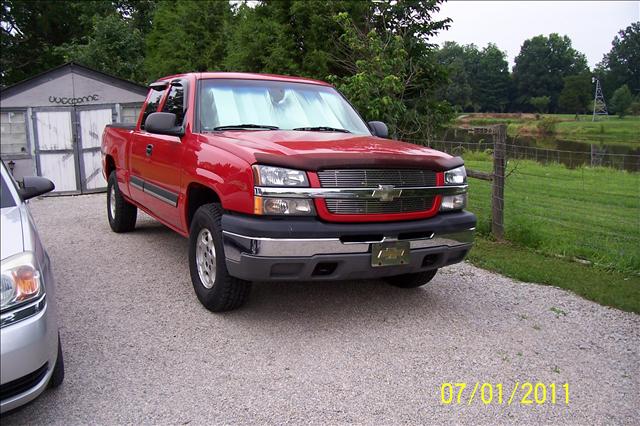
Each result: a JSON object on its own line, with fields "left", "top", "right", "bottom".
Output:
{"left": 492, "top": 124, "right": 506, "bottom": 240}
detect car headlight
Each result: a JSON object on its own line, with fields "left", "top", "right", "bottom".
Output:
{"left": 253, "top": 165, "right": 309, "bottom": 187}
{"left": 1, "top": 252, "right": 43, "bottom": 312}
{"left": 441, "top": 166, "right": 467, "bottom": 211}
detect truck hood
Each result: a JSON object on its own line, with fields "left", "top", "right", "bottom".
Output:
{"left": 201, "top": 131, "right": 463, "bottom": 171}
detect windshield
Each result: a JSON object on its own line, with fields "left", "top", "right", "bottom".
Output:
{"left": 1, "top": 168, "right": 17, "bottom": 208}
{"left": 198, "top": 79, "right": 371, "bottom": 135}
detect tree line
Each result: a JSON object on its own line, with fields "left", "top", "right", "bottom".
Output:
{"left": 1, "top": 0, "right": 638, "bottom": 138}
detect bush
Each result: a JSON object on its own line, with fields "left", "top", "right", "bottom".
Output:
{"left": 529, "top": 96, "right": 551, "bottom": 113}
{"left": 536, "top": 117, "right": 557, "bottom": 135}
{"left": 610, "top": 85, "right": 633, "bottom": 118}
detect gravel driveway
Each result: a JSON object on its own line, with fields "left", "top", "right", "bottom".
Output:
{"left": 3, "top": 194, "right": 638, "bottom": 424}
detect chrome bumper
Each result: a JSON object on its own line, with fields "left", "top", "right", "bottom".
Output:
{"left": 223, "top": 228, "right": 474, "bottom": 262}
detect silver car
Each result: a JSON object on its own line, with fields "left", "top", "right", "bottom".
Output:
{"left": 0, "top": 161, "right": 63, "bottom": 413}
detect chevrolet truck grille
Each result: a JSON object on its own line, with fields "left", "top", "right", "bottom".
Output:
{"left": 317, "top": 169, "right": 438, "bottom": 188}
{"left": 318, "top": 169, "right": 438, "bottom": 215}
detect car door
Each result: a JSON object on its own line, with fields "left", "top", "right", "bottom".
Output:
{"left": 135, "top": 79, "right": 187, "bottom": 229}
{"left": 129, "top": 84, "right": 167, "bottom": 208}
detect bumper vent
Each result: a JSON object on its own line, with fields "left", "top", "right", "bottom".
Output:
{"left": 318, "top": 169, "right": 437, "bottom": 188}
{"left": 0, "top": 363, "right": 48, "bottom": 401}
{"left": 325, "top": 197, "right": 434, "bottom": 214}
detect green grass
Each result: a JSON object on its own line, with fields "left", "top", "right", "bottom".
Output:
{"left": 458, "top": 114, "right": 640, "bottom": 144}
{"left": 462, "top": 153, "right": 640, "bottom": 275}
{"left": 467, "top": 238, "right": 640, "bottom": 313}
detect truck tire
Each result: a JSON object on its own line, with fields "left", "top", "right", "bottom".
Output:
{"left": 188, "top": 203, "right": 251, "bottom": 312}
{"left": 383, "top": 269, "right": 438, "bottom": 288}
{"left": 107, "top": 171, "right": 137, "bottom": 233}
{"left": 48, "top": 333, "right": 64, "bottom": 388}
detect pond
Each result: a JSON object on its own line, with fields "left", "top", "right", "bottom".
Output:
{"left": 431, "top": 128, "right": 640, "bottom": 172}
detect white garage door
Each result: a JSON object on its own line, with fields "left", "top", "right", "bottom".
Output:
{"left": 78, "top": 108, "right": 113, "bottom": 190}
{"left": 34, "top": 109, "right": 79, "bottom": 193}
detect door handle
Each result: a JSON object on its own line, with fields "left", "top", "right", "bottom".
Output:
{"left": 146, "top": 144, "right": 153, "bottom": 157}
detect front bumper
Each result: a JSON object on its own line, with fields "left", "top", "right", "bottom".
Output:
{"left": 222, "top": 211, "right": 476, "bottom": 281}
{"left": 0, "top": 301, "right": 58, "bottom": 413}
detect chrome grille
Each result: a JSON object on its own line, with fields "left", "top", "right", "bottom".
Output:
{"left": 318, "top": 169, "right": 437, "bottom": 188}
{"left": 325, "top": 197, "right": 435, "bottom": 215}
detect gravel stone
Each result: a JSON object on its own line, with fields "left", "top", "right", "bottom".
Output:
{"left": 3, "top": 194, "right": 638, "bottom": 424}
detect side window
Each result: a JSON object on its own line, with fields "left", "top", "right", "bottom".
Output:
{"left": 141, "top": 88, "right": 165, "bottom": 129}
{"left": 162, "top": 83, "right": 186, "bottom": 127}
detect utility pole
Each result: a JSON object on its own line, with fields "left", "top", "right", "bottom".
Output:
{"left": 592, "top": 77, "right": 608, "bottom": 121}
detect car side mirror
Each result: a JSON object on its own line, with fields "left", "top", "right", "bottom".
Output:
{"left": 368, "top": 121, "right": 389, "bottom": 138}
{"left": 19, "top": 176, "right": 55, "bottom": 200}
{"left": 145, "top": 112, "right": 184, "bottom": 137}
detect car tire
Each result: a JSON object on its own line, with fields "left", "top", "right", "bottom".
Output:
{"left": 188, "top": 203, "right": 251, "bottom": 312}
{"left": 383, "top": 269, "right": 438, "bottom": 288}
{"left": 48, "top": 333, "right": 64, "bottom": 388}
{"left": 107, "top": 171, "right": 137, "bottom": 233}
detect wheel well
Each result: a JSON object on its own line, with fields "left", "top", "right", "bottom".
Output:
{"left": 105, "top": 155, "right": 116, "bottom": 178}
{"left": 186, "top": 183, "right": 221, "bottom": 229}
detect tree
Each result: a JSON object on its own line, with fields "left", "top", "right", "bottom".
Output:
{"left": 474, "top": 43, "right": 510, "bottom": 112}
{"left": 512, "top": 34, "right": 588, "bottom": 112}
{"left": 529, "top": 96, "right": 551, "bottom": 113}
{"left": 56, "top": 14, "right": 146, "bottom": 83}
{"left": 436, "top": 42, "right": 510, "bottom": 112}
{"left": 597, "top": 22, "right": 639, "bottom": 100}
{"left": 610, "top": 85, "right": 633, "bottom": 118}
{"left": 330, "top": 1, "right": 453, "bottom": 141}
{"left": 558, "top": 73, "right": 592, "bottom": 114}
{"left": 435, "top": 42, "right": 474, "bottom": 111}
{"left": 224, "top": 1, "right": 369, "bottom": 79}
{"left": 1, "top": 0, "right": 116, "bottom": 86}
{"left": 144, "top": 0, "right": 233, "bottom": 80}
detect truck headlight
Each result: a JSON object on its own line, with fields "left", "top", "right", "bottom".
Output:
{"left": 444, "top": 166, "right": 466, "bottom": 185}
{"left": 441, "top": 166, "right": 467, "bottom": 211}
{"left": 254, "top": 197, "right": 316, "bottom": 216}
{"left": 1, "top": 252, "right": 43, "bottom": 312}
{"left": 253, "top": 165, "right": 309, "bottom": 187}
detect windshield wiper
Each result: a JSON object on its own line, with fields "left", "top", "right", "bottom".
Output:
{"left": 213, "top": 124, "right": 279, "bottom": 131}
{"left": 293, "top": 126, "right": 351, "bottom": 133}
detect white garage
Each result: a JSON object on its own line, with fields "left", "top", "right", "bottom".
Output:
{"left": 0, "top": 62, "right": 147, "bottom": 194}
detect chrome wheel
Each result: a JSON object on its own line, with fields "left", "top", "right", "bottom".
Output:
{"left": 196, "top": 228, "right": 216, "bottom": 289}
{"left": 109, "top": 185, "right": 116, "bottom": 219}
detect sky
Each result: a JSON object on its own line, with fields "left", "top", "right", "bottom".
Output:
{"left": 432, "top": 0, "right": 640, "bottom": 70}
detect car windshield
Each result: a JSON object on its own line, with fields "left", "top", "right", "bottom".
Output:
{"left": 1, "top": 170, "right": 17, "bottom": 208}
{"left": 198, "top": 79, "right": 371, "bottom": 135}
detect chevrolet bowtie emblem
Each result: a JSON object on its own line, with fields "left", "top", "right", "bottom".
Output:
{"left": 372, "top": 184, "right": 402, "bottom": 202}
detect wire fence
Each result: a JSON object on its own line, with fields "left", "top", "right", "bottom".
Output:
{"left": 412, "top": 126, "right": 640, "bottom": 275}
{"left": 406, "top": 139, "right": 640, "bottom": 172}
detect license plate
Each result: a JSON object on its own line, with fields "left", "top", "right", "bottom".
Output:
{"left": 371, "top": 241, "right": 410, "bottom": 267}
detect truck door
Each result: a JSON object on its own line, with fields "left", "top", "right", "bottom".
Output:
{"left": 135, "top": 80, "right": 187, "bottom": 229}
{"left": 129, "top": 84, "right": 166, "bottom": 208}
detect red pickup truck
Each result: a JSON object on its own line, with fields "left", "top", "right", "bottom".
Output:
{"left": 101, "top": 72, "right": 475, "bottom": 311}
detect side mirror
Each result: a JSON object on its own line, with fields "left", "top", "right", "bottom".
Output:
{"left": 145, "top": 112, "right": 184, "bottom": 137}
{"left": 19, "top": 176, "right": 55, "bottom": 200}
{"left": 368, "top": 121, "right": 389, "bottom": 138}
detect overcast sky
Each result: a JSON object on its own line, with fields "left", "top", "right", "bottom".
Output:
{"left": 432, "top": 1, "right": 640, "bottom": 70}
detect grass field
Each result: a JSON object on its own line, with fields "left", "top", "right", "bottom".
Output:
{"left": 458, "top": 114, "right": 640, "bottom": 144}
{"left": 461, "top": 152, "right": 640, "bottom": 312}
{"left": 464, "top": 152, "right": 640, "bottom": 273}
